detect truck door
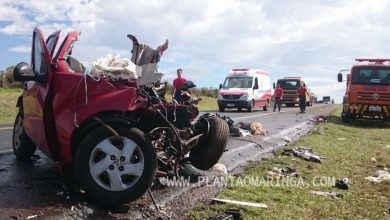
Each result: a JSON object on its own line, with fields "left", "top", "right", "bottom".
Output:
{"left": 23, "top": 28, "right": 59, "bottom": 157}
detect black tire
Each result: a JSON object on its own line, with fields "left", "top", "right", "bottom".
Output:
{"left": 12, "top": 110, "right": 36, "bottom": 160}
{"left": 219, "top": 106, "right": 225, "bottom": 112}
{"left": 247, "top": 101, "right": 254, "bottom": 112}
{"left": 190, "top": 117, "right": 229, "bottom": 170}
{"left": 263, "top": 101, "right": 268, "bottom": 111}
{"left": 237, "top": 108, "right": 242, "bottom": 112}
{"left": 74, "top": 125, "right": 157, "bottom": 207}
{"left": 341, "top": 112, "right": 350, "bottom": 123}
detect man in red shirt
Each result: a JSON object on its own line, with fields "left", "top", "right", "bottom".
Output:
{"left": 297, "top": 83, "right": 307, "bottom": 113}
{"left": 172, "top": 68, "right": 188, "bottom": 103}
{"left": 273, "top": 84, "right": 284, "bottom": 112}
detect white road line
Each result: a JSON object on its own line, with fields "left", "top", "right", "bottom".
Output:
{"left": 0, "top": 149, "right": 12, "bottom": 154}
{"left": 0, "top": 127, "right": 13, "bottom": 131}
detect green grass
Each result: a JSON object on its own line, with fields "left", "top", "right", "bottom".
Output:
{"left": 164, "top": 95, "right": 218, "bottom": 111}
{"left": 0, "top": 88, "right": 22, "bottom": 124}
{"left": 195, "top": 96, "right": 218, "bottom": 111}
{"left": 190, "top": 107, "right": 390, "bottom": 219}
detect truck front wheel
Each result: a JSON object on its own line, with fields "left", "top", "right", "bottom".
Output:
{"left": 341, "top": 112, "right": 350, "bottom": 123}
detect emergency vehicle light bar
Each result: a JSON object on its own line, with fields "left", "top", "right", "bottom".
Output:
{"left": 283, "top": 77, "right": 301, "bottom": 79}
{"left": 232, "top": 68, "right": 250, "bottom": 71}
{"left": 355, "top": 58, "right": 390, "bottom": 63}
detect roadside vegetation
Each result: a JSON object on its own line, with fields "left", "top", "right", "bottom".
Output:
{"left": 0, "top": 88, "right": 21, "bottom": 124}
{"left": 164, "top": 83, "right": 218, "bottom": 111}
{"left": 190, "top": 107, "right": 390, "bottom": 219}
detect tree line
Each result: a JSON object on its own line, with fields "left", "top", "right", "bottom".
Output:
{"left": 0, "top": 66, "right": 22, "bottom": 88}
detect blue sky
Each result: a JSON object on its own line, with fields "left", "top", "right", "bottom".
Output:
{"left": 1, "top": 0, "right": 390, "bottom": 103}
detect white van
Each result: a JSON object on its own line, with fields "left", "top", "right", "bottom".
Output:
{"left": 218, "top": 68, "right": 272, "bottom": 112}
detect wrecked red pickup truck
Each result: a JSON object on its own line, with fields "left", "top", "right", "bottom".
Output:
{"left": 12, "top": 28, "right": 229, "bottom": 206}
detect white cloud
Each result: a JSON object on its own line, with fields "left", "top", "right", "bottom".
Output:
{"left": 8, "top": 45, "right": 30, "bottom": 53}
{"left": 1, "top": 0, "right": 390, "bottom": 102}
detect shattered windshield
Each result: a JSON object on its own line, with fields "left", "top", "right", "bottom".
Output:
{"left": 223, "top": 77, "right": 253, "bottom": 88}
{"left": 351, "top": 67, "right": 390, "bottom": 85}
{"left": 277, "top": 79, "right": 300, "bottom": 89}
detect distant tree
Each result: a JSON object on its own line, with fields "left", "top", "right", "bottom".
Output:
{"left": 3, "top": 66, "right": 22, "bottom": 88}
{"left": 0, "top": 70, "right": 4, "bottom": 87}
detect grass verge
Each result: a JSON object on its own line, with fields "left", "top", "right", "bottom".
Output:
{"left": 164, "top": 95, "right": 218, "bottom": 111}
{"left": 0, "top": 88, "right": 22, "bottom": 124}
{"left": 190, "top": 107, "right": 390, "bottom": 219}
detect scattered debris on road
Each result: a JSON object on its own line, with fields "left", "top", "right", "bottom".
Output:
{"left": 208, "top": 209, "right": 241, "bottom": 220}
{"left": 310, "top": 191, "right": 343, "bottom": 199}
{"left": 365, "top": 170, "right": 390, "bottom": 183}
{"left": 309, "top": 126, "right": 325, "bottom": 135}
{"left": 211, "top": 198, "right": 267, "bottom": 208}
{"left": 267, "top": 166, "right": 299, "bottom": 180}
{"left": 26, "top": 215, "right": 38, "bottom": 220}
{"left": 281, "top": 136, "right": 292, "bottom": 143}
{"left": 335, "top": 178, "right": 349, "bottom": 190}
{"left": 250, "top": 122, "right": 267, "bottom": 135}
{"left": 282, "top": 147, "right": 325, "bottom": 163}
{"left": 312, "top": 115, "right": 328, "bottom": 124}
{"left": 230, "top": 121, "right": 267, "bottom": 137}
{"left": 273, "top": 161, "right": 290, "bottom": 166}
{"left": 211, "top": 163, "right": 228, "bottom": 176}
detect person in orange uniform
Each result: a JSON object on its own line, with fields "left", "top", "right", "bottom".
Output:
{"left": 273, "top": 83, "right": 284, "bottom": 112}
{"left": 172, "top": 68, "right": 188, "bottom": 103}
{"left": 297, "top": 83, "right": 307, "bottom": 113}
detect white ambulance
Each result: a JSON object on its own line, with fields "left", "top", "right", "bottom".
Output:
{"left": 218, "top": 68, "right": 272, "bottom": 112}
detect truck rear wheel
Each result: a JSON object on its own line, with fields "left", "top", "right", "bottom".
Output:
{"left": 189, "top": 117, "right": 229, "bottom": 170}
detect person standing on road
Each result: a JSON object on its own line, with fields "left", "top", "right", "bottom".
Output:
{"left": 172, "top": 68, "right": 188, "bottom": 103}
{"left": 273, "top": 83, "right": 283, "bottom": 112}
{"left": 297, "top": 83, "right": 307, "bottom": 113}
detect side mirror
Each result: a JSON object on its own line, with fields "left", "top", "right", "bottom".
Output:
{"left": 219, "top": 84, "right": 222, "bottom": 89}
{"left": 337, "top": 73, "right": 342, "bottom": 82}
{"left": 253, "top": 83, "right": 259, "bottom": 90}
{"left": 273, "top": 82, "right": 276, "bottom": 89}
{"left": 13, "top": 62, "right": 35, "bottom": 82}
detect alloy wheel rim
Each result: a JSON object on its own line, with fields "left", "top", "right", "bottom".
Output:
{"left": 89, "top": 136, "right": 144, "bottom": 191}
